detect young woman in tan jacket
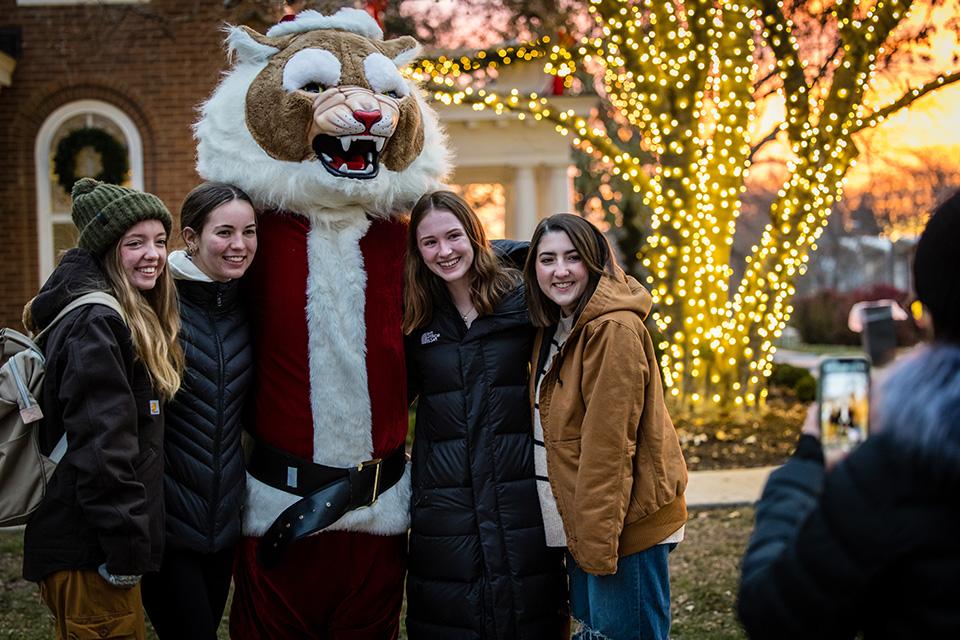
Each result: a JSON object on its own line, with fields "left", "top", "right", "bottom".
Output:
{"left": 523, "top": 213, "right": 688, "bottom": 640}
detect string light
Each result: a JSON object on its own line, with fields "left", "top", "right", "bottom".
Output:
{"left": 415, "top": 0, "right": 957, "bottom": 408}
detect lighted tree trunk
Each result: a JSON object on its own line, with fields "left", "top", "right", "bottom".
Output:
{"left": 414, "top": 0, "right": 960, "bottom": 410}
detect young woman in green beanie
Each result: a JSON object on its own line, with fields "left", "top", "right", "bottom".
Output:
{"left": 141, "top": 182, "right": 257, "bottom": 640}
{"left": 21, "top": 178, "right": 183, "bottom": 640}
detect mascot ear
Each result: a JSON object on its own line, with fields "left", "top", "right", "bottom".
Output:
{"left": 381, "top": 35, "right": 421, "bottom": 68}
{"left": 226, "top": 25, "right": 281, "bottom": 64}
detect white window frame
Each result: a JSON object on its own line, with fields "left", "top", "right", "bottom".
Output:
{"left": 34, "top": 99, "right": 144, "bottom": 282}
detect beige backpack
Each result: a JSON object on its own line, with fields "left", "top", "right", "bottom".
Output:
{"left": 0, "top": 292, "right": 124, "bottom": 527}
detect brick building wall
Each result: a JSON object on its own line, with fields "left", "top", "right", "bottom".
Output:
{"left": 0, "top": 0, "right": 276, "bottom": 328}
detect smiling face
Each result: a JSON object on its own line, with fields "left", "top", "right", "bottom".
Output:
{"left": 535, "top": 230, "right": 589, "bottom": 316}
{"left": 416, "top": 208, "right": 475, "bottom": 290}
{"left": 119, "top": 219, "right": 168, "bottom": 291}
{"left": 183, "top": 199, "right": 258, "bottom": 282}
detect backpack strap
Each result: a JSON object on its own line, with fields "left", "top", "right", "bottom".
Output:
{"left": 34, "top": 292, "right": 126, "bottom": 344}
{"left": 32, "top": 291, "right": 125, "bottom": 464}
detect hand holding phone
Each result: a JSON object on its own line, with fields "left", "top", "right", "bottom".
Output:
{"left": 818, "top": 357, "right": 871, "bottom": 454}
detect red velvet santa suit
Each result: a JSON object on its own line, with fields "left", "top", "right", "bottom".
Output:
{"left": 230, "top": 210, "right": 410, "bottom": 639}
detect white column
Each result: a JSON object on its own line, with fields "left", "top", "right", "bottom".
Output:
{"left": 546, "top": 165, "right": 573, "bottom": 215}
{"left": 512, "top": 166, "right": 538, "bottom": 240}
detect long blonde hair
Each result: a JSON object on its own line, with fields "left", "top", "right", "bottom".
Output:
{"left": 103, "top": 245, "right": 184, "bottom": 401}
{"left": 403, "top": 191, "right": 518, "bottom": 334}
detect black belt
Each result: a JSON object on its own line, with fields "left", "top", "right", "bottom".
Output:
{"left": 248, "top": 441, "right": 406, "bottom": 569}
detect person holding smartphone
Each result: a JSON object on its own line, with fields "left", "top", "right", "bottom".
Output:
{"left": 737, "top": 189, "right": 960, "bottom": 639}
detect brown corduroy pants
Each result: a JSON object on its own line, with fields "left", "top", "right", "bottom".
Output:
{"left": 38, "top": 569, "right": 146, "bottom": 640}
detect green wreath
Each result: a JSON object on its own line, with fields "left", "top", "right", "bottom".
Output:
{"left": 53, "top": 127, "right": 129, "bottom": 193}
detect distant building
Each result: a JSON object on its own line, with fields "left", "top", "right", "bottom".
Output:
{"left": 797, "top": 203, "right": 916, "bottom": 296}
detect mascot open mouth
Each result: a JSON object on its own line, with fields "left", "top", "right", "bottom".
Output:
{"left": 312, "top": 134, "right": 383, "bottom": 179}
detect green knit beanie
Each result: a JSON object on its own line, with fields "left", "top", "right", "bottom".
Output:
{"left": 71, "top": 178, "right": 173, "bottom": 258}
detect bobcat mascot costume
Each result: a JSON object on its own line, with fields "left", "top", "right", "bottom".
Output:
{"left": 194, "top": 9, "right": 449, "bottom": 637}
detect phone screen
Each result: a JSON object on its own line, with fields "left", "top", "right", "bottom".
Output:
{"left": 819, "top": 357, "right": 870, "bottom": 452}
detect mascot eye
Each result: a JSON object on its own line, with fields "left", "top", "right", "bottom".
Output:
{"left": 282, "top": 48, "right": 342, "bottom": 94}
{"left": 364, "top": 53, "right": 410, "bottom": 100}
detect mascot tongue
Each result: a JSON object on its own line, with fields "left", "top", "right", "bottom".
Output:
{"left": 333, "top": 151, "right": 367, "bottom": 171}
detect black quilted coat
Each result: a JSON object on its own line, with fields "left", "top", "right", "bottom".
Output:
{"left": 163, "top": 275, "right": 252, "bottom": 553}
{"left": 405, "top": 283, "right": 567, "bottom": 640}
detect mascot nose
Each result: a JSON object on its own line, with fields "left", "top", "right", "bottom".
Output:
{"left": 353, "top": 110, "right": 383, "bottom": 133}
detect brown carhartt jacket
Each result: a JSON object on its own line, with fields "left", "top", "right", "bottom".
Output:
{"left": 531, "top": 268, "right": 687, "bottom": 575}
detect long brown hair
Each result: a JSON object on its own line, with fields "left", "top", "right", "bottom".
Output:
{"left": 403, "top": 191, "right": 518, "bottom": 334}
{"left": 523, "top": 213, "right": 617, "bottom": 327}
{"left": 103, "top": 242, "right": 184, "bottom": 401}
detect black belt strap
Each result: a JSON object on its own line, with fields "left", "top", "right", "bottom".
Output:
{"left": 251, "top": 443, "right": 406, "bottom": 569}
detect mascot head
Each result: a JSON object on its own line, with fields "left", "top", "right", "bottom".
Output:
{"left": 195, "top": 8, "right": 450, "bottom": 217}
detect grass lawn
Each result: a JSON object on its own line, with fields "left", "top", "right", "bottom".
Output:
{"left": 1, "top": 506, "right": 753, "bottom": 639}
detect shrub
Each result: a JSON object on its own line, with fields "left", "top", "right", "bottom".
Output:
{"left": 769, "top": 363, "right": 816, "bottom": 402}
{"left": 794, "top": 376, "right": 817, "bottom": 403}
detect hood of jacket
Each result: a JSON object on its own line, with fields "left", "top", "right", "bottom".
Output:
{"left": 570, "top": 266, "right": 653, "bottom": 336}
{"left": 880, "top": 343, "right": 960, "bottom": 460}
{"left": 30, "top": 248, "right": 111, "bottom": 332}
{"left": 168, "top": 249, "right": 214, "bottom": 283}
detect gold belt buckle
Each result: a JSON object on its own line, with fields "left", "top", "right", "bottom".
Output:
{"left": 357, "top": 458, "right": 382, "bottom": 508}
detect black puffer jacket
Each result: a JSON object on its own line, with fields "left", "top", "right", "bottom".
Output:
{"left": 23, "top": 249, "right": 165, "bottom": 581}
{"left": 163, "top": 252, "right": 252, "bottom": 553}
{"left": 405, "top": 283, "right": 567, "bottom": 640}
{"left": 738, "top": 345, "right": 960, "bottom": 639}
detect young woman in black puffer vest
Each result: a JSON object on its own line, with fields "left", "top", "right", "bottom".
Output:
{"left": 141, "top": 183, "right": 257, "bottom": 640}
{"left": 403, "top": 191, "right": 567, "bottom": 639}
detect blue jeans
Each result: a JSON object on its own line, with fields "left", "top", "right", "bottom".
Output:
{"left": 567, "top": 545, "right": 674, "bottom": 640}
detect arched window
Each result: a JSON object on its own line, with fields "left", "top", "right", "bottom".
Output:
{"left": 34, "top": 99, "right": 144, "bottom": 281}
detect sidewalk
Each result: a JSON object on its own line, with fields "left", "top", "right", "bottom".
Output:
{"left": 685, "top": 466, "right": 776, "bottom": 508}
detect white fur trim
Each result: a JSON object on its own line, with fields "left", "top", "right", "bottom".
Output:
{"left": 364, "top": 53, "right": 410, "bottom": 97}
{"left": 283, "top": 48, "right": 342, "bottom": 92}
{"left": 195, "top": 53, "right": 451, "bottom": 215}
{"left": 266, "top": 8, "right": 383, "bottom": 41}
{"left": 226, "top": 26, "right": 278, "bottom": 64}
{"left": 305, "top": 214, "right": 372, "bottom": 466}
{"left": 168, "top": 250, "right": 214, "bottom": 282}
{"left": 241, "top": 465, "right": 412, "bottom": 536}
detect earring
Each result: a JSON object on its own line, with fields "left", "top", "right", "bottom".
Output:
{"left": 187, "top": 244, "right": 197, "bottom": 257}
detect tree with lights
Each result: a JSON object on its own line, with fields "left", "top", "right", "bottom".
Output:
{"left": 412, "top": 0, "right": 960, "bottom": 410}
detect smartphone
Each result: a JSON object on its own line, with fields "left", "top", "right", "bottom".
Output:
{"left": 818, "top": 357, "right": 871, "bottom": 453}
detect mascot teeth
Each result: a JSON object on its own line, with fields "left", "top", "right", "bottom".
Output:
{"left": 313, "top": 134, "right": 381, "bottom": 178}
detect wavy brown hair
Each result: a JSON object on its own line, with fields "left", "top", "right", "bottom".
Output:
{"left": 403, "top": 191, "right": 519, "bottom": 334}
{"left": 523, "top": 213, "right": 617, "bottom": 327}
{"left": 103, "top": 242, "right": 184, "bottom": 401}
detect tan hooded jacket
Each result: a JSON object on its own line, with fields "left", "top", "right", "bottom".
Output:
{"left": 530, "top": 268, "right": 688, "bottom": 575}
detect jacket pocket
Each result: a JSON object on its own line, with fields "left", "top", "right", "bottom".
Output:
{"left": 627, "top": 443, "right": 660, "bottom": 521}
{"left": 132, "top": 447, "right": 156, "bottom": 473}
{"left": 549, "top": 437, "right": 581, "bottom": 540}
{"left": 64, "top": 611, "right": 141, "bottom": 639}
